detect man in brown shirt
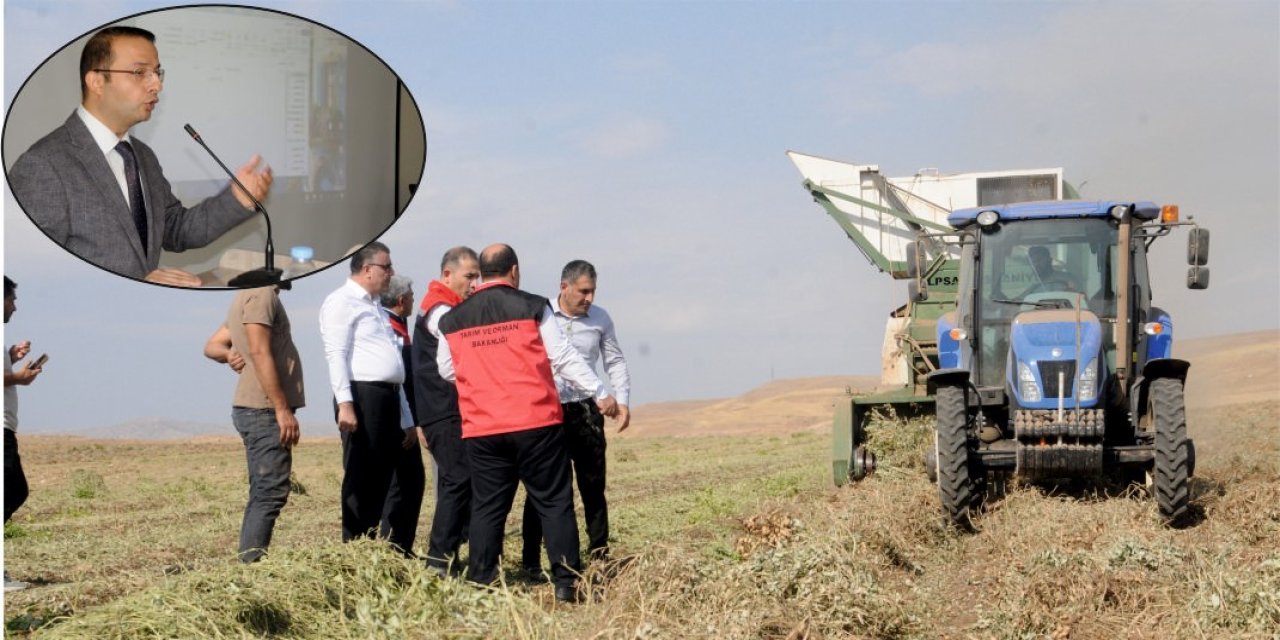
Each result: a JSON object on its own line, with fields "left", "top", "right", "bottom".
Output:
{"left": 204, "top": 284, "right": 304, "bottom": 562}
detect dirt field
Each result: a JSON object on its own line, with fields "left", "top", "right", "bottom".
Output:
{"left": 3, "top": 331, "right": 1277, "bottom": 638}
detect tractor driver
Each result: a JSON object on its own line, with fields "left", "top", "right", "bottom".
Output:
{"left": 1026, "top": 245, "right": 1079, "bottom": 293}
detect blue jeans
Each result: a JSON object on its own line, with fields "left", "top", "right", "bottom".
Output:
{"left": 232, "top": 407, "right": 293, "bottom": 563}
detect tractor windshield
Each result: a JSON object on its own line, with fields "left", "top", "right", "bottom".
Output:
{"left": 973, "top": 218, "right": 1121, "bottom": 388}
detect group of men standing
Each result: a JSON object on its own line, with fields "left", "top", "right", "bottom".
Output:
{"left": 204, "top": 242, "right": 630, "bottom": 602}
{"left": 5, "top": 24, "right": 634, "bottom": 600}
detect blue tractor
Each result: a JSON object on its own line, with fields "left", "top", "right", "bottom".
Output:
{"left": 917, "top": 201, "right": 1210, "bottom": 528}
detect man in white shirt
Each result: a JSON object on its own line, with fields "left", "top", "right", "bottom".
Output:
{"left": 522, "top": 260, "right": 631, "bottom": 572}
{"left": 4, "top": 276, "right": 43, "bottom": 592}
{"left": 319, "top": 242, "right": 421, "bottom": 555}
{"left": 9, "top": 26, "right": 273, "bottom": 287}
{"left": 377, "top": 274, "right": 426, "bottom": 551}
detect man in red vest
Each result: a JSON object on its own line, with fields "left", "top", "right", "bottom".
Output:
{"left": 436, "top": 244, "right": 613, "bottom": 602}
{"left": 412, "top": 246, "right": 480, "bottom": 576}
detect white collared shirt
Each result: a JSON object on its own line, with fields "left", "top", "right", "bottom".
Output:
{"left": 553, "top": 299, "right": 631, "bottom": 405}
{"left": 436, "top": 300, "right": 607, "bottom": 402}
{"left": 320, "top": 278, "right": 412, "bottom": 428}
{"left": 76, "top": 106, "right": 137, "bottom": 208}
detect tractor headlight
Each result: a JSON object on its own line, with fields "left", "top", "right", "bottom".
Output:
{"left": 976, "top": 210, "right": 1000, "bottom": 227}
{"left": 1109, "top": 204, "right": 1130, "bottom": 220}
{"left": 1078, "top": 358, "right": 1098, "bottom": 401}
{"left": 1018, "top": 361, "right": 1041, "bottom": 402}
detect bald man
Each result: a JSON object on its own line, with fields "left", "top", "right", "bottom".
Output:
{"left": 435, "top": 244, "right": 614, "bottom": 602}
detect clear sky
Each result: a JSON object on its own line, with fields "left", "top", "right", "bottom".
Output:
{"left": 3, "top": 0, "right": 1277, "bottom": 433}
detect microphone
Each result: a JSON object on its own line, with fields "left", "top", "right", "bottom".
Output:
{"left": 183, "top": 124, "right": 279, "bottom": 287}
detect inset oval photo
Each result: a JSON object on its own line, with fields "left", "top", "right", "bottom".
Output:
{"left": 3, "top": 5, "right": 426, "bottom": 289}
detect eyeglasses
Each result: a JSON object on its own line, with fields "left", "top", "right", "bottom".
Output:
{"left": 94, "top": 68, "right": 165, "bottom": 83}
{"left": 367, "top": 262, "right": 393, "bottom": 272}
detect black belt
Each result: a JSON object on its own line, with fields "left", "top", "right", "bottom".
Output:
{"left": 562, "top": 399, "right": 598, "bottom": 413}
{"left": 353, "top": 380, "right": 401, "bottom": 391}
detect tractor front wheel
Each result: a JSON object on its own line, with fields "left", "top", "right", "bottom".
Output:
{"left": 935, "top": 385, "right": 980, "bottom": 530}
{"left": 1150, "top": 378, "right": 1191, "bottom": 525}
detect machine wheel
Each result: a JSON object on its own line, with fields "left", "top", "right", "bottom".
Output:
{"left": 935, "top": 385, "right": 979, "bottom": 531}
{"left": 1150, "top": 378, "right": 1191, "bottom": 525}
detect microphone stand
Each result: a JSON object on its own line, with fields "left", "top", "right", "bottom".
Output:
{"left": 183, "top": 124, "right": 280, "bottom": 287}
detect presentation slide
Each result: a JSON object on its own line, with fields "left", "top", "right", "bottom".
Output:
{"left": 136, "top": 8, "right": 354, "bottom": 205}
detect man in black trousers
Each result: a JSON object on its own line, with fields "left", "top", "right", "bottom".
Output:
{"left": 5, "top": 276, "right": 43, "bottom": 592}
{"left": 435, "top": 244, "right": 614, "bottom": 602}
{"left": 412, "top": 246, "right": 480, "bottom": 575}
{"left": 522, "top": 259, "right": 631, "bottom": 574}
{"left": 319, "top": 242, "right": 422, "bottom": 555}
{"left": 379, "top": 274, "right": 427, "bottom": 551}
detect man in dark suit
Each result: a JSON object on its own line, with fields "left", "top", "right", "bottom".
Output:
{"left": 8, "top": 26, "right": 273, "bottom": 287}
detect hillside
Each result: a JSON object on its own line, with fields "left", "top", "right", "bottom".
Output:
{"left": 628, "top": 330, "right": 1279, "bottom": 440}
{"left": 631, "top": 375, "right": 878, "bottom": 437}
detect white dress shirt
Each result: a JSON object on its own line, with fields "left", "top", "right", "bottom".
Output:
{"left": 425, "top": 304, "right": 450, "bottom": 342}
{"left": 552, "top": 299, "right": 631, "bottom": 405}
{"left": 319, "top": 278, "right": 412, "bottom": 429}
{"left": 436, "top": 301, "right": 606, "bottom": 401}
{"left": 76, "top": 106, "right": 138, "bottom": 207}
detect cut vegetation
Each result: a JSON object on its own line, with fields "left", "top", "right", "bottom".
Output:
{"left": 4, "top": 332, "right": 1277, "bottom": 638}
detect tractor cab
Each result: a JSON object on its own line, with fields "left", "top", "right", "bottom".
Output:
{"left": 947, "top": 201, "right": 1160, "bottom": 401}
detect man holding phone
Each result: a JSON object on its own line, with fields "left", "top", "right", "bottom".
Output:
{"left": 5, "top": 276, "right": 44, "bottom": 592}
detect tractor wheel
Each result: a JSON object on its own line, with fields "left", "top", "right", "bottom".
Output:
{"left": 935, "top": 385, "right": 979, "bottom": 531}
{"left": 1150, "top": 378, "right": 1191, "bottom": 525}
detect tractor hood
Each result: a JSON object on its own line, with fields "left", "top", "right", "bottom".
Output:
{"left": 1007, "top": 308, "right": 1104, "bottom": 409}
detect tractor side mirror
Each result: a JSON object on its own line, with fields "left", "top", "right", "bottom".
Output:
{"left": 1187, "top": 266, "right": 1210, "bottom": 290}
{"left": 1187, "top": 228, "right": 1210, "bottom": 266}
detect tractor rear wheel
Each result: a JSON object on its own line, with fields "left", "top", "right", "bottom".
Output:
{"left": 935, "top": 385, "right": 979, "bottom": 530}
{"left": 1151, "top": 378, "right": 1191, "bottom": 525}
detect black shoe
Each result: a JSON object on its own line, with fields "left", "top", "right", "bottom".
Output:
{"left": 521, "top": 565, "right": 549, "bottom": 584}
{"left": 554, "top": 585, "right": 582, "bottom": 603}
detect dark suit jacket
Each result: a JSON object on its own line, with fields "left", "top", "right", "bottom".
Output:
{"left": 8, "top": 112, "right": 252, "bottom": 280}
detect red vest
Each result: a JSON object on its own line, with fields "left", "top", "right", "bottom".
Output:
{"left": 439, "top": 282, "right": 562, "bottom": 438}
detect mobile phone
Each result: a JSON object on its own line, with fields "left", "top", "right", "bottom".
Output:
{"left": 31, "top": 353, "right": 48, "bottom": 368}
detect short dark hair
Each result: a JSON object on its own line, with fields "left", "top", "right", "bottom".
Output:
{"left": 350, "top": 241, "right": 390, "bottom": 274}
{"left": 80, "top": 26, "right": 156, "bottom": 100}
{"left": 479, "top": 244, "right": 518, "bottom": 279}
{"left": 560, "top": 260, "right": 597, "bottom": 284}
{"left": 3, "top": 276, "right": 15, "bottom": 298}
{"left": 440, "top": 246, "right": 478, "bottom": 273}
